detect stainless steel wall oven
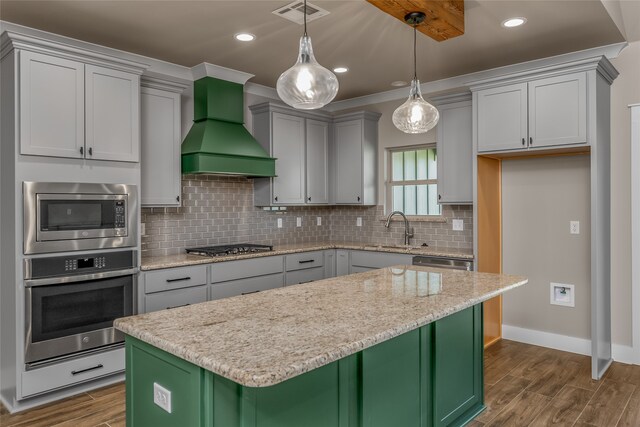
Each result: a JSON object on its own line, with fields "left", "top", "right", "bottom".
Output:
{"left": 23, "top": 182, "right": 138, "bottom": 254}
{"left": 24, "top": 250, "right": 138, "bottom": 367}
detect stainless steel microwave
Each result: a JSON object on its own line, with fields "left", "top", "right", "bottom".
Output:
{"left": 23, "top": 182, "right": 138, "bottom": 254}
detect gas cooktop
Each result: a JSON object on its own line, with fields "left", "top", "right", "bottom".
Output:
{"left": 185, "top": 244, "right": 273, "bottom": 257}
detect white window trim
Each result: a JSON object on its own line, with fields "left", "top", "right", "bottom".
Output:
{"left": 385, "top": 144, "right": 443, "bottom": 218}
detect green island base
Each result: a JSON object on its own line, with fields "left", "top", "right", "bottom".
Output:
{"left": 125, "top": 304, "right": 484, "bottom": 427}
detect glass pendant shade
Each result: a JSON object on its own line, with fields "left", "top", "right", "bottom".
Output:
{"left": 392, "top": 78, "right": 439, "bottom": 134}
{"left": 276, "top": 35, "right": 339, "bottom": 110}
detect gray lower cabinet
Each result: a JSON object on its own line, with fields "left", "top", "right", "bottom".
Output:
{"left": 284, "top": 251, "right": 325, "bottom": 286}
{"left": 141, "top": 265, "right": 208, "bottom": 313}
{"left": 336, "top": 250, "right": 350, "bottom": 276}
{"left": 285, "top": 267, "right": 325, "bottom": 286}
{"left": 324, "top": 250, "right": 336, "bottom": 278}
{"left": 436, "top": 96, "right": 473, "bottom": 204}
{"left": 210, "top": 256, "right": 285, "bottom": 299}
{"left": 350, "top": 250, "right": 414, "bottom": 273}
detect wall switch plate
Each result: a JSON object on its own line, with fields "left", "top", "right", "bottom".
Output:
{"left": 570, "top": 221, "right": 580, "bottom": 234}
{"left": 296, "top": 217, "right": 302, "bottom": 227}
{"left": 317, "top": 217, "right": 322, "bottom": 226}
{"left": 452, "top": 219, "right": 464, "bottom": 231}
{"left": 153, "top": 382, "right": 172, "bottom": 414}
{"left": 140, "top": 223, "right": 146, "bottom": 235}
{"left": 277, "top": 218, "right": 283, "bottom": 228}
{"left": 356, "top": 217, "right": 362, "bottom": 227}
{"left": 550, "top": 282, "right": 575, "bottom": 307}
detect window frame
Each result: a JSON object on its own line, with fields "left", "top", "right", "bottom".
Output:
{"left": 385, "top": 144, "right": 442, "bottom": 217}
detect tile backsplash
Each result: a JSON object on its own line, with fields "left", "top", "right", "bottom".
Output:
{"left": 141, "top": 175, "right": 473, "bottom": 257}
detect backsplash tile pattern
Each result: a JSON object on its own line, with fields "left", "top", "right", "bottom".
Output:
{"left": 141, "top": 176, "right": 473, "bottom": 257}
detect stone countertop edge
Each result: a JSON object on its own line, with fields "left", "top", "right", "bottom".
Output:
{"left": 115, "top": 271, "right": 526, "bottom": 388}
{"left": 140, "top": 242, "right": 474, "bottom": 271}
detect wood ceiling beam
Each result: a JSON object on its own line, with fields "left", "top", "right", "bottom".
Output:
{"left": 365, "top": 0, "right": 465, "bottom": 42}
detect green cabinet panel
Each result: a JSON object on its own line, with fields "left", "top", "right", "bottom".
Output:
{"left": 361, "top": 328, "right": 424, "bottom": 427}
{"left": 125, "top": 338, "right": 205, "bottom": 427}
{"left": 433, "top": 306, "right": 484, "bottom": 427}
{"left": 125, "top": 304, "right": 485, "bottom": 427}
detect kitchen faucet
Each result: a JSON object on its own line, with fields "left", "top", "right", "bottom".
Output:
{"left": 384, "top": 211, "right": 414, "bottom": 246}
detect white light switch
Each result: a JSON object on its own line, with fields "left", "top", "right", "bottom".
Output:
{"left": 570, "top": 221, "right": 580, "bottom": 234}
{"left": 153, "top": 382, "right": 172, "bottom": 413}
{"left": 356, "top": 217, "right": 362, "bottom": 227}
{"left": 277, "top": 218, "right": 283, "bottom": 228}
{"left": 296, "top": 217, "right": 302, "bottom": 227}
{"left": 452, "top": 219, "right": 464, "bottom": 231}
{"left": 317, "top": 217, "right": 322, "bottom": 226}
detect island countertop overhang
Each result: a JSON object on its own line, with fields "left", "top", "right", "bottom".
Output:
{"left": 115, "top": 266, "right": 527, "bottom": 387}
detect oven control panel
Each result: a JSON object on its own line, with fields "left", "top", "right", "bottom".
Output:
{"left": 26, "top": 250, "right": 137, "bottom": 279}
{"left": 114, "top": 200, "right": 126, "bottom": 228}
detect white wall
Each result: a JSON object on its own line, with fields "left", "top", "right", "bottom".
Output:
{"left": 610, "top": 40, "right": 640, "bottom": 346}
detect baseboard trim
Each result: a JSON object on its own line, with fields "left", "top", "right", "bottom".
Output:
{"left": 502, "top": 324, "right": 637, "bottom": 364}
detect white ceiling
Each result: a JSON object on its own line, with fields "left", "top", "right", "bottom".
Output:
{"left": 0, "top": 0, "right": 627, "bottom": 100}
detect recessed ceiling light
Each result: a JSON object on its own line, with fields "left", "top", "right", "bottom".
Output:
{"left": 234, "top": 33, "right": 255, "bottom": 42}
{"left": 502, "top": 17, "right": 526, "bottom": 28}
{"left": 333, "top": 66, "right": 349, "bottom": 74}
{"left": 391, "top": 81, "right": 408, "bottom": 87}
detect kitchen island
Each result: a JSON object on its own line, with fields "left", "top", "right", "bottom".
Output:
{"left": 115, "top": 266, "right": 527, "bottom": 427}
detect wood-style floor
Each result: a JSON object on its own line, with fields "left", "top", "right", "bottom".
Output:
{"left": 1, "top": 339, "right": 639, "bottom": 426}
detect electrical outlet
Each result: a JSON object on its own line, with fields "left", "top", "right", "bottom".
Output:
{"left": 153, "top": 382, "right": 172, "bottom": 413}
{"left": 570, "top": 221, "right": 580, "bottom": 235}
{"left": 296, "top": 217, "right": 302, "bottom": 227}
{"left": 317, "top": 216, "right": 322, "bottom": 226}
{"left": 277, "top": 218, "right": 283, "bottom": 228}
{"left": 356, "top": 217, "right": 362, "bottom": 227}
{"left": 452, "top": 219, "right": 464, "bottom": 231}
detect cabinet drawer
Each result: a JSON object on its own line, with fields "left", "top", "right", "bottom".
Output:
{"left": 211, "top": 256, "right": 283, "bottom": 283}
{"left": 144, "top": 265, "right": 207, "bottom": 294}
{"left": 22, "top": 347, "right": 124, "bottom": 398}
{"left": 144, "top": 285, "right": 208, "bottom": 312}
{"left": 285, "top": 251, "right": 324, "bottom": 271}
{"left": 285, "top": 266, "right": 325, "bottom": 286}
{"left": 210, "top": 273, "right": 284, "bottom": 300}
{"left": 350, "top": 251, "right": 413, "bottom": 269}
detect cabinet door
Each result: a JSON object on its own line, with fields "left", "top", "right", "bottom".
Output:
{"left": 306, "top": 119, "right": 330, "bottom": 204}
{"left": 528, "top": 72, "right": 587, "bottom": 148}
{"left": 141, "top": 87, "right": 181, "bottom": 206}
{"left": 477, "top": 83, "right": 527, "bottom": 153}
{"left": 144, "top": 285, "right": 208, "bottom": 313}
{"left": 336, "top": 250, "right": 350, "bottom": 276}
{"left": 19, "top": 51, "right": 85, "bottom": 159}
{"left": 324, "top": 250, "right": 336, "bottom": 278}
{"left": 85, "top": 65, "right": 140, "bottom": 162}
{"left": 272, "top": 112, "right": 305, "bottom": 204}
{"left": 334, "top": 120, "right": 363, "bottom": 204}
{"left": 437, "top": 102, "right": 473, "bottom": 204}
{"left": 209, "top": 273, "right": 284, "bottom": 300}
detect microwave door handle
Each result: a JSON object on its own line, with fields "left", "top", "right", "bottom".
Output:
{"left": 24, "top": 267, "right": 140, "bottom": 287}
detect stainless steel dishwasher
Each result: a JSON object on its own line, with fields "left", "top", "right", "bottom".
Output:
{"left": 412, "top": 256, "right": 474, "bottom": 271}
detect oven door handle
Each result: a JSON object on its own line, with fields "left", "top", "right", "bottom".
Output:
{"left": 24, "top": 267, "right": 140, "bottom": 287}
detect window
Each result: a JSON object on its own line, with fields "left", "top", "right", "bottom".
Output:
{"left": 387, "top": 146, "right": 441, "bottom": 216}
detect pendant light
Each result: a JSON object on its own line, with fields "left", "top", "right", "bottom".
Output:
{"left": 392, "top": 12, "right": 439, "bottom": 134}
{"left": 276, "top": 0, "right": 339, "bottom": 109}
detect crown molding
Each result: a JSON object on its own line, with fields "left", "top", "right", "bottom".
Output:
{"left": 141, "top": 74, "right": 190, "bottom": 93}
{"left": 245, "top": 82, "right": 280, "bottom": 100}
{"left": 191, "top": 62, "right": 254, "bottom": 85}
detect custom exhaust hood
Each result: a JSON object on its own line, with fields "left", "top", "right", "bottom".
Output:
{"left": 181, "top": 71, "right": 276, "bottom": 177}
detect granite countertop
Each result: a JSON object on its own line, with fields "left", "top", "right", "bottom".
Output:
{"left": 115, "top": 266, "right": 526, "bottom": 387}
{"left": 141, "top": 241, "right": 474, "bottom": 271}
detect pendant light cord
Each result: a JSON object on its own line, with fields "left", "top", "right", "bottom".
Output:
{"left": 303, "top": 0, "right": 308, "bottom": 37}
{"left": 413, "top": 24, "right": 418, "bottom": 81}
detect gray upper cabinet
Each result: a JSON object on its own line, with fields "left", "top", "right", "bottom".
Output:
{"left": 333, "top": 112, "right": 381, "bottom": 205}
{"left": 476, "top": 72, "right": 587, "bottom": 153}
{"left": 528, "top": 72, "right": 586, "bottom": 148}
{"left": 140, "top": 78, "right": 186, "bottom": 207}
{"left": 251, "top": 102, "right": 331, "bottom": 206}
{"left": 272, "top": 112, "right": 306, "bottom": 204}
{"left": 436, "top": 96, "right": 473, "bottom": 204}
{"left": 477, "top": 82, "right": 528, "bottom": 153}
{"left": 306, "top": 119, "right": 330, "bottom": 204}
{"left": 17, "top": 49, "right": 142, "bottom": 162}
